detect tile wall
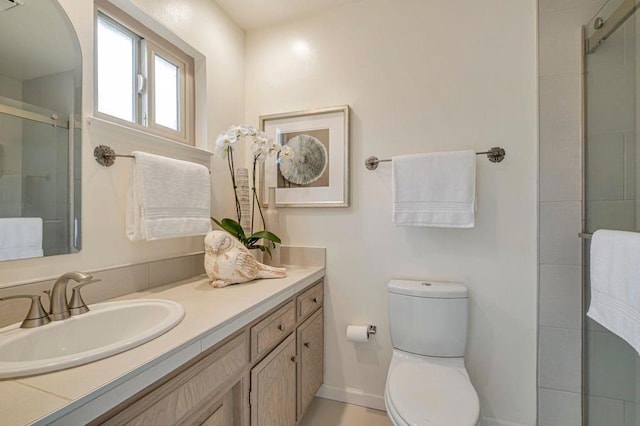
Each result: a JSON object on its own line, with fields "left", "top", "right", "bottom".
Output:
{"left": 538, "top": 0, "right": 606, "bottom": 424}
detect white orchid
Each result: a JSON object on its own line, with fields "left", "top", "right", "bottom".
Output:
{"left": 278, "top": 145, "right": 294, "bottom": 162}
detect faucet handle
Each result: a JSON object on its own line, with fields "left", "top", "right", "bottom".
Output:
{"left": 0, "top": 294, "right": 51, "bottom": 328}
{"left": 68, "top": 279, "right": 101, "bottom": 316}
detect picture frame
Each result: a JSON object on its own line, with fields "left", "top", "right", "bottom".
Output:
{"left": 259, "top": 105, "right": 350, "bottom": 208}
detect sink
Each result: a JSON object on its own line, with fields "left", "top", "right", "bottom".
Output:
{"left": 0, "top": 299, "right": 184, "bottom": 378}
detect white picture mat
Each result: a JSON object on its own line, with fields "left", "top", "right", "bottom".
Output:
{"left": 262, "top": 110, "right": 346, "bottom": 206}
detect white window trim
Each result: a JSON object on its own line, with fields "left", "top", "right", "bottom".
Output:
{"left": 94, "top": 0, "right": 195, "bottom": 146}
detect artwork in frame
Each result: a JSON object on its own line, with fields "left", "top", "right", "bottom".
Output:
{"left": 259, "top": 105, "right": 350, "bottom": 208}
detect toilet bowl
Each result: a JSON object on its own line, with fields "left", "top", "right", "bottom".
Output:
{"left": 384, "top": 350, "right": 480, "bottom": 426}
{"left": 385, "top": 280, "right": 480, "bottom": 426}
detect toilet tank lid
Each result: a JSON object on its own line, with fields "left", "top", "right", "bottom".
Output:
{"left": 388, "top": 280, "right": 468, "bottom": 298}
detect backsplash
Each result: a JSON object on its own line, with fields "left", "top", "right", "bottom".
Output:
{"left": 0, "top": 252, "right": 205, "bottom": 328}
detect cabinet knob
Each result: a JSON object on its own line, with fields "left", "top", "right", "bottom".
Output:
{"left": 291, "top": 356, "right": 297, "bottom": 363}
{"left": 304, "top": 342, "right": 310, "bottom": 348}
{"left": 277, "top": 324, "right": 284, "bottom": 331}
{"left": 312, "top": 297, "right": 318, "bottom": 303}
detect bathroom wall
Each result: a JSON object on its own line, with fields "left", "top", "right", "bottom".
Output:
{"left": 537, "top": 0, "right": 607, "bottom": 424}
{"left": 245, "top": 1, "right": 538, "bottom": 424}
{"left": 0, "top": 0, "right": 244, "bottom": 286}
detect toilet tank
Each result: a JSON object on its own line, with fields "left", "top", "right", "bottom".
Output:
{"left": 388, "top": 280, "right": 468, "bottom": 357}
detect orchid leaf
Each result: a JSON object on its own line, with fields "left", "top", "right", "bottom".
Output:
{"left": 249, "top": 230, "right": 281, "bottom": 244}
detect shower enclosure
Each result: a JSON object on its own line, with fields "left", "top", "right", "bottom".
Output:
{"left": 584, "top": 0, "right": 640, "bottom": 422}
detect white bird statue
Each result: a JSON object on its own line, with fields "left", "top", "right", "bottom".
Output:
{"left": 204, "top": 230, "right": 287, "bottom": 288}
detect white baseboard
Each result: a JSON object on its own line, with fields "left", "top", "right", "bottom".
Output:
{"left": 316, "top": 384, "right": 386, "bottom": 411}
{"left": 480, "top": 417, "right": 527, "bottom": 426}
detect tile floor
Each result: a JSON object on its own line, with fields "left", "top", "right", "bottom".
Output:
{"left": 298, "top": 397, "right": 391, "bottom": 426}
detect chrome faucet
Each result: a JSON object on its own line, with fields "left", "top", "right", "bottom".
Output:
{"left": 49, "top": 271, "right": 101, "bottom": 320}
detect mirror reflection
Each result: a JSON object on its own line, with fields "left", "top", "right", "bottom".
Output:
{"left": 0, "top": 0, "right": 82, "bottom": 261}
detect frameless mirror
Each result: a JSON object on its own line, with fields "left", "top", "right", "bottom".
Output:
{"left": 0, "top": 0, "right": 82, "bottom": 261}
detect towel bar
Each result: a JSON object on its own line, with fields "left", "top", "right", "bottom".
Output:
{"left": 93, "top": 144, "right": 211, "bottom": 174}
{"left": 364, "top": 147, "right": 506, "bottom": 170}
{"left": 579, "top": 233, "right": 593, "bottom": 240}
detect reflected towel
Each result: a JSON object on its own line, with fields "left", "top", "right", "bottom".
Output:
{"left": 0, "top": 217, "right": 43, "bottom": 260}
{"left": 126, "top": 152, "right": 211, "bottom": 241}
{"left": 588, "top": 230, "right": 640, "bottom": 355}
{"left": 392, "top": 151, "right": 476, "bottom": 227}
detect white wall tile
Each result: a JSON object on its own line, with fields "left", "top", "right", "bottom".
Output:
{"left": 586, "top": 200, "right": 636, "bottom": 231}
{"left": 539, "top": 0, "right": 606, "bottom": 15}
{"left": 587, "top": 330, "right": 639, "bottom": 401}
{"left": 540, "top": 202, "right": 582, "bottom": 265}
{"left": 538, "top": 388, "right": 581, "bottom": 426}
{"left": 540, "top": 265, "right": 582, "bottom": 329}
{"left": 586, "top": 132, "right": 625, "bottom": 201}
{"left": 540, "top": 138, "right": 582, "bottom": 202}
{"left": 588, "top": 396, "right": 625, "bottom": 426}
{"left": 624, "top": 401, "right": 638, "bottom": 426}
{"left": 540, "top": 73, "right": 582, "bottom": 141}
{"left": 539, "top": 326, "right": 582, "bottom": 392}
{"left": 539, "top": 7, "right": 591, "bottom": 75}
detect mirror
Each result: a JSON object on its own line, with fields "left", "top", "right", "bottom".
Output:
{"left": 0, "top": 0, "right": 82, "bottom": 261}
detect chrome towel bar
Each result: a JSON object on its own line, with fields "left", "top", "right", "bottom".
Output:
{"left": 364, "top": 147, "right": 506, "bottom": 170}
{"left": 93, "top": 144, "right": 211, "bottom": 174}
{"left": 578, "top": 233, "right": 593, "bottom": 240}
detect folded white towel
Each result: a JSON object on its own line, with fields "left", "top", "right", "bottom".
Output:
{"left": 392, "top": 150, "right": 476, "bottom": 227}
{"left": 588, "top": 230, "right": 640, "bottom": 355}
{"left": 0, "top": 217, "right": 43, "bottom": 260}
{"left": 126, "top": 152, "right": 211, "bottom": 241}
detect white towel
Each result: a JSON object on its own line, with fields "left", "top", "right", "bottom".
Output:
{"left": 126, "top": 152, "right": 211, "bottom": 241}
{"left": 588, "top": 230, "right": 640, "bottom": 355}
{"left": 392, "top": 150, "right": 476, "bottom": 227}
{"left": 0, "top": 217, "right": 43, "bottom": 260}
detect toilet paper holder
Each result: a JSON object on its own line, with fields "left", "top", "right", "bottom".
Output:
{"left": 367, "top": 325, "right": 377, "bottom": 336}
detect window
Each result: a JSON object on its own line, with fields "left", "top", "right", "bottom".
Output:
{"left": 95, "top": 2, "right": 194, "bottom": 144}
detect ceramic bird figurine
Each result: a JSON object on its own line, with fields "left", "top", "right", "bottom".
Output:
{"left": 204, "top": 230, "right": 287, "bottom": 288}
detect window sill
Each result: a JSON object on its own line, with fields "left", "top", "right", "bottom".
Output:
{"left": 87, "top": 116, "right": 212, "bottom": 164}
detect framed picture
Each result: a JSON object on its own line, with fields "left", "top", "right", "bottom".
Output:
{"left": 259, "top": 105, "right": 350, "bottom": 208}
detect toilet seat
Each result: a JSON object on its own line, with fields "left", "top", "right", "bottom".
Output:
{"left": 385, "top": 351, "right": 480, "bottom": 426}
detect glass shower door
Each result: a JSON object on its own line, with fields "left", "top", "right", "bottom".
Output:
{"left": 585, "top": 3, "right": 640, "bottom": 423}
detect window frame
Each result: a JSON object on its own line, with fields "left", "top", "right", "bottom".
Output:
{"left": 94, "top": 0, "right": 195, "bottom": 145}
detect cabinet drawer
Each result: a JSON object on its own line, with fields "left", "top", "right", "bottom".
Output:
{"left": 251, "top": 301, "right": 296, "bottom": 361}
{"left": 296, "top": 282, "right": 323, "bottom": 321}
{"left": 101, "top": 332, "right": 249, "bottom": 426}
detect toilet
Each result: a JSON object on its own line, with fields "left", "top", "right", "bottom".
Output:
{"left": 385, "top": 280, "right": 480, "bottom": 426}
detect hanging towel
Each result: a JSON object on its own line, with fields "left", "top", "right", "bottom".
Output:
{"left": 126, "top": 152, "right": 211, "bottom": 241}
{"left": 0, "top": 217, "right": 43, "bottom": 261}
{"left": 392, "top": 150, "right": 476, "bottom": 227}
{"left": 588, "top": 230, "right": 640, "bottom": 355}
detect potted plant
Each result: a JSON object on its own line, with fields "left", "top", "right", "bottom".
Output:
{"left": 211, "top": 125, "right": 291, "bottom": 258}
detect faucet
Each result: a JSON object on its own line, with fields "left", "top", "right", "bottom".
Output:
{"left": 49, "top": 271, "right": 101, "bottom": 320}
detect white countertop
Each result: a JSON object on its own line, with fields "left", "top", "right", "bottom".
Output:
{"left": 0, "top": 265, "right": 324, "bottom": 425}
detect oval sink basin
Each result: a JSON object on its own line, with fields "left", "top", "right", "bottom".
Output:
{"left": 0, "top": 299, "right": 184, "bottom": 378}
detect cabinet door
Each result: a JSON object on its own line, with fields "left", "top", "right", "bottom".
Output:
{"left": 297, "top": 308, "right": 324, "bottom": 420}
{"left": 250, "top": 333, "right": 297, "bottom": 426}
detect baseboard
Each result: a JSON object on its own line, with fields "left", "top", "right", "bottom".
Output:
{"left": 316, "top": 384, "right": 386, "bottom": 411}
{"left": 480, "top": 417, "right": 527, "bottom": 426}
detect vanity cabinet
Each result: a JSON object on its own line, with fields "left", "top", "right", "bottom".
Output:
{"left": 94, "top": 280, "right": 324, "bottom": 426}
{"left": 250, "top": 334, "right": 297, "bottom": 426}
{"left": 297, "top": 308, "right": 324, "bottom": 420}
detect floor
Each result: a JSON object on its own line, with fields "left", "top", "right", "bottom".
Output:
{"left": 298, "top": 397, "right": 391, "bottom": 426}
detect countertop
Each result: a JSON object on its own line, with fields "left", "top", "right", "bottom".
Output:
{"left": 0, "top": 265, "right": 325, "bottom": 425}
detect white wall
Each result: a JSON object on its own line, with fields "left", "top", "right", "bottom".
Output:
{"left": 245, "top": 1, "right": 538, "bottom": 424}
{"left": 0, "top": 0, "right": 244, "bottom": 286}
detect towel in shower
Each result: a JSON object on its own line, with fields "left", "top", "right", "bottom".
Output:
{"left": 126, "top": 152, "right": 211, "bottom": 241}
{"left": 392, "top": 150, "right": 476, "bottom": 227}
{"left": 588, "top": 230, "right": 640, "bottom": 355}
{"left": 0, "top": 217, "right": 43, "bottom": 260}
